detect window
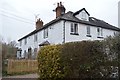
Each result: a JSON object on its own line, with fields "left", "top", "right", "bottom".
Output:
{"left": 33, "top": 48, "right": 38, "bottom": 59}
{"left": 114, "top": 32, "right": 116, "bottom": 35}
{"left": 34, "top": 34, "right": 38, "bottom": 42}
{"left": 34, "top": 48, "right": 37, "bottom": 52}
{"left": 20, "top": 41, "right": 22, "bottom": 46}
{"left": 97, "top": 28, "right": 103, "bottom": 38}
{"left": 24, "top": 50, "right": 26, "bottom": 54}
{"left": 24, "top": 38, "right": 27, "bottom": 45}
{"left": 81, "top": 11, "right": 87, "bottom": 20}
{"left": 101, "top": 28, "right": 103, "bottom": 36}
{"left": 19, "top": 50, "right": 22, "bottom": 58}
{"left": 71, "top": 23, "right": 74, "bottom": 33}
{"left": 24, "top": 50, "right": 27, "bottom": 58}
{"left": 70, "top": 23, "right": 78, "bottom": 35}
{"left": 43, "top": 28, "right": 48, "bottom": 38}
{"left": 87, "top": 26, "right": 90, "bottom": 35}
{"left": 28, "top": 36, "right": 30, "bottom": 39}
{"left": 97, "top": 28, "right": 100, "bottom": 36}
{"left": 86, "top": 26, "right": 91, "bottom": 37}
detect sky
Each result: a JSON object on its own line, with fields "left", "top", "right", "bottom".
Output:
{"left": 0, "top": 0, "right": 120, "bottom": 43}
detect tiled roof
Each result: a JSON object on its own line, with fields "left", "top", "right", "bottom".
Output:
{"left": 18, "top": 8, "right": 120, "bottom": 41}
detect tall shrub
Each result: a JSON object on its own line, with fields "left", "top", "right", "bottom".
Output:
{"left": 60, "top": 41, "right": 106, "bottom": 78}
{"left": 37, "top": 45, "right": 67, "bottom": 79}
{"left": 37, "top": 34, "right": 119, "bottom": 79}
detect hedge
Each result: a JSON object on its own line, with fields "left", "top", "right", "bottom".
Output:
{"left": 37, "top": 34, "right": 119, "bottom": 79}
{"left": 37, "top": 45, "right": 67, "bottom": 79}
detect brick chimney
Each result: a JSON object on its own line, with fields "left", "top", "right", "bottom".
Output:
{"left": 36, "top": 18, "right": 43, "bottom": 30}
{"left": 55, "top": 2, "right": 66, "bottom": 18}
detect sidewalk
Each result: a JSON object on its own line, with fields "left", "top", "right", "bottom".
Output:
{"left": 2, "top": 73, "right": 39, "bottom": 80}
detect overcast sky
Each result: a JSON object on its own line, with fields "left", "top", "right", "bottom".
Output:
{"left": 0, "top": 0, "right": 119, "bottom": 43}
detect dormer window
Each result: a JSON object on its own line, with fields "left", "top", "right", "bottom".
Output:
{"left": 73, "top": 8, "right": 90, "bottom": 21}
{"left": 81, "top": 11, "right": 87, "bottom": 20}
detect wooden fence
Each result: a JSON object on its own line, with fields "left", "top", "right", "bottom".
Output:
{"left": 7, "top": 59, "right": 38, "bottom": 74}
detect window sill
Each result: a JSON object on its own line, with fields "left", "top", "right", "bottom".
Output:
{"left": 97, "top": 36, "right": 104, "bottom": 38}
{"left": 86, "top": 35, "right": 92, "bottom": 37}
{"left": 70, "top": 33, "right": 79, "bottom": 35}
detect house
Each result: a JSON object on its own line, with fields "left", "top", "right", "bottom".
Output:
{"left": 17, "top": 2, "right": 120, "bottom": 59}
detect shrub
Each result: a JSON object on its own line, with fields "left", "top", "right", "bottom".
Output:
{"left": 60, "top": 41, "right": 105, "bottom": 78}
{"left": 37, "top": 41, "right": 105, "bottom": 79}
{"left": 37, "top": 45, "right": 67, "bottom": 79}
{"left": 37, "top": 34, "right": 119, "bottom": 79}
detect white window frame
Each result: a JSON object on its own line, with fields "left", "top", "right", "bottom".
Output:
{"left": 34, "top": 34, "right": 38, "bottom": 42}
{"left": 24, "top": 38, "right": 27, "bottom": 45}
{"left": 101, "top": 28, "right": 103, "bottom": 36}
{"left": 70, "top": 23, "right": 78, "bottom": 34}
{"left": 34, "top": 48, "right": 37, "bottom": 53}
{"left": 87, "top": 26, "right": 90, "bottom": 35}
{"left": 44, "top": 28, "right": 48, "bottom": 38}
{"left": 81, "top": 11, "right": 87, "bottom": 20}
{"left": 97, "top": 27, "right": 103, "bottom": 38}
{"left": 20, "top": 41, "right": 22, "bottom": 46}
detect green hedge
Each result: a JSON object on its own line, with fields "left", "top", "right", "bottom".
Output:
{"left": 37, "top": 34, "right": 119, "bottom": 79}
{"left": 60, "top": 41, "right": 107, "bottom": 78}
{"left": 37, "top": 45, "right": 67, "bottom": 79}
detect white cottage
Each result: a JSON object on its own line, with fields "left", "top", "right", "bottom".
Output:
{"left": 17, "top": 2, "right": 120, "bottom": 59}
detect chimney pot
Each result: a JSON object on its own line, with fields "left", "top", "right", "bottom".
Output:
{"left": 60, "top": 2, "right": 62, "bottom": 6}
{"left": 57, "top": 3, "right": 59, "bottom": 7}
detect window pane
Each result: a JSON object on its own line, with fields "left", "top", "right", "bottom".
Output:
{"left": 44, "top": 28, "right": 48, "bottom": 38}
{"left": 44, "top": 29, "right": 45, "bottom": 38}
{"left": 34, "top": 34, "right": 37, "bottom": 42}
{"left": 87, "top": 26, "right": 90, "bottom": 35}
{"left": 46, "top": 29, "right": 48, "bottom": 37}
{"left": 101, "top": 28, "right": 103, "bottom": 36}
{"left": 34, "top": 48, "right": 37, "bottom": 52}
{"left": 97, "top": 28, "right": 100, "bottom": 36}
{"left": 24, "top": 38, "right": 27, "bottom": 45}
{"left": 74, "top": 24, "right": 78, "bottom": 33}
{"left": 82, "top": 12, "right": 87, "bottom": 20}
{"left": 71, "top": 23, "right": 74, "bottom": 33}
{"left": 20, "top": 41, "right": 22, "bottom": 46}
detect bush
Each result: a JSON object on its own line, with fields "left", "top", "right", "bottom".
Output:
{"left": 61, "top": 41, "right": 106, "bottom": 78}
{"left": 37, "top": 41, "right": 104, "bottom": 79}
{"left": 37, "top": 34, "right": 119, "bottom": 79}
{"left": 37, "top": 45, "right": 67, "bottom": 79}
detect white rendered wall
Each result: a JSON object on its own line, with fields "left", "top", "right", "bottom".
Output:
{"left": 19, "top": 20, "right": 117, "bottom": 58}
{"left": 19, "top": 20, "right": 63, "bottom": 57}
{"left": 65, "top": 21, "right": 115, "bottom": 43}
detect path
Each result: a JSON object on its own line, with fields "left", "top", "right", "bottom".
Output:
{"left": 2, "top": 73, "right": 39, "bottom": 80}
